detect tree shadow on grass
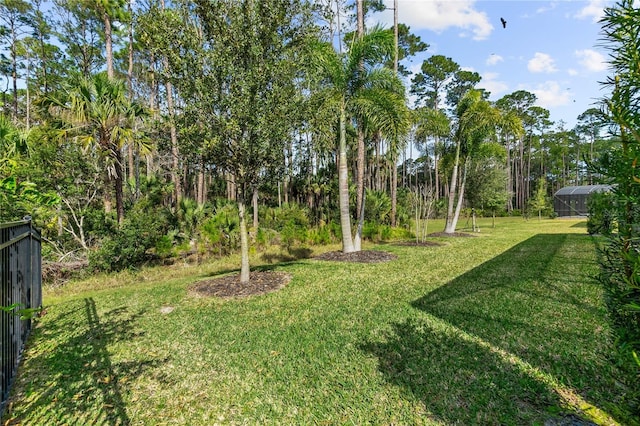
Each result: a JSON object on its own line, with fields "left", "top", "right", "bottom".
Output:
{"left": 363, "top": 234, "right": 632, "bottom": 424}
{"left": 5, "top": 298, "right": 169, "bottom": 425}
{"left": 362, "top": 318, "right": 561, "bottom": 424}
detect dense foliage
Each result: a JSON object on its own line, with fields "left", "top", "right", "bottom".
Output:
{"left": 0, "top": 0, "right": 616, "bottom": 269}
{"left": 593, "top": 0, "right": 640, "bottom": 414}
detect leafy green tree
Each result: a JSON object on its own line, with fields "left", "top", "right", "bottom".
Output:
{"left": 410, "top": 55, "right": 459, "bottom": 110}
{"left": 465, "top": 142, "right": 508, "bottom": 227}
{"left": 528, "top": 177, "right": 550, "bottom": 220}
{"left": 52, "top": 0, "right": 104, "bottom": 78}
{"left": 194, "top": 0, "right": 313, "bottom": 282}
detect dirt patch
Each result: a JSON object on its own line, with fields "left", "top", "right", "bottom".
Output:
{"left": 314, "top": 250, "right": 397, "bottom": 263}
{"left": 427, "top": 232, "right": 477, "bottom": 238}
{"left": 189, "top": 271, "right": 292, "bottom": 299}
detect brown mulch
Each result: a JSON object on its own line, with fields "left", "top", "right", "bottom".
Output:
{"left": 189, "top": 271, "right": 292, "bottom": 299}
{"left": 395, "top": 241, "right": 443, "bottom": 247}
{"left": 314, "top": 250, "right": 397, "bottom": 263}
{"left": 427, "top": 231, "right": 477, "bottom": 238}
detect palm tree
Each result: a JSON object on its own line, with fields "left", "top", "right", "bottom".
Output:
{"left": 444, "top": 90, "right": 499, "bottom": 234}
{"left": 44, "top": 72, "right": 148, "bottom": 224}
{"left": 313, "top": 26, "right": 409, "bottom": 253}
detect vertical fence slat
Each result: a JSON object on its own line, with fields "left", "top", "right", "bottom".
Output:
{"left": 0, "top": 219, "right": 42, "bottom": 415}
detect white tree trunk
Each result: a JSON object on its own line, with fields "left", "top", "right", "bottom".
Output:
{"left": 238, "top": 198, "right": 250, "bottom": 283}
{"left": 339, "top": 104, "right": 355, "bottom": 253}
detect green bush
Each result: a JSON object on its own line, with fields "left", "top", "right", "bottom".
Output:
{"left": 307, "top": 225, "right": 334, "bottom": 245}
{"left": 587, "top": 191, "right": 616, "bottom": 235}
{"left": 89, "top": 206, "right": 171, "bottom": 272}
{"left": 200, "top": 203, "right": 239, "bottom": 255}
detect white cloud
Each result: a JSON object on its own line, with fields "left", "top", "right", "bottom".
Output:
{"left": 528, "top": 52, "right": 558, "bottom": 74}
{"left": 486, "top": 54, "right": 503, "bottom": 66}
{"left": 568, "top": 69, "right": 578, "bottom": 76}
{"left": 378, "top": 0, "right": 493, "bottom": 40}
{"left": 480, "top": 72, "right": 509, "bottom": 98}
{"left": 574, "top": 0, "right": 608, "bottom": 22}
{"left": 575, "top": 49, "right": 607, "bottom": 72}
{"left": 536, "top": 2, "right": 558, "bottom": 14}
{"left": 528, "top": 81, "right": 572, "bottom": 108}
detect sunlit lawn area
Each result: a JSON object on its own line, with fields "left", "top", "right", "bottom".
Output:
{"left": 4, "top": 218, "right": 637, "bottom": 425}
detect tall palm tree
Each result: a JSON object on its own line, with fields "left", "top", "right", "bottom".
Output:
{"left": 313, "top": 26, "right": 408, "bottom": 253}
{"left": 444, "top": 90, "right": 499, "bottom": 234}
{"left": 44, "top": 72, "right": 148, "bottom": 224}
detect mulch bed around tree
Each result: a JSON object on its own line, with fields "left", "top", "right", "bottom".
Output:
{"left": 427, "top": 232, "right": 477, "bottom": 238}
{"left": 314, "top": 250, "right": 397, "bottom": 263}
{"left": 189, "top": 271, "right": 292, "bottom": 299}
{"left": 394, "top": 241, "right": 443, "bottom": 247}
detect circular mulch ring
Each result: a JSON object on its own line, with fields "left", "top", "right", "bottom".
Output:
{"left": 189, "top": 271, "right": 292, "bottom": 299}
{"left": 427, "top": 231, "right": 477, "bottom": 238}
{"left": 314, "top": 250, "right": 397, "bottom": 263}
{"left": 395, "top": 241, "right": 443, "bottom": 247}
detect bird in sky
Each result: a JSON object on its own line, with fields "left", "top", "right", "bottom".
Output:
{"left": 500, "top": 17, "right": 507, "bottom": 28}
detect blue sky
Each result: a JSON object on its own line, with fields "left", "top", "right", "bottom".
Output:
{"left": 370, "top": 0, "right": 616, "bottom": 129}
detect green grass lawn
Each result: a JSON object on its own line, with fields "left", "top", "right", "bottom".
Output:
{"left": 5, "top": 218, "right": 637, "bottom": 425}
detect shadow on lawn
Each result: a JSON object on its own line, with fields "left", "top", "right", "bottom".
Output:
{"left": 363, "top": 233, "right": 630, "bottom": 425}
{"left": 5, "top": 298, "right": 168, "bottom": 425}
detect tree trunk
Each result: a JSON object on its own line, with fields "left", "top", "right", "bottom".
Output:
{"left": 339, "top": 104, "right": 355, "bottom": 253}
{"left": 103, "top": 8, "right": 114, "bottom": 79}
{"left": 505, "top": 135, "right": 513, "bottom": 212}
{"left": 449, "top": 159, "right": 468, "bottom": 233}
{"left": 434, "top": 136, "right": 440, "bottom": 199}
{"left": 391, "top": 151, "right": 398, "bottom": 227}
{"left": 354, "top": 126, "right": 365, "bottom": 251}
{"left": 238, "top": 196, "right": 250, "bottom": 283}
{"left": 444, "top": 139, "right": 461, "bottom": 233}
{"left": 127, "top": 5, "right": 135, "bottom": 190}
{"left": 252, "top": 186, "right": 259, "bottom": 229}
{"left": 166, "top": 79, "right": 181, "bottom": 205}
{"left": 113, "top": 145, "right": 125, "bottom": 225}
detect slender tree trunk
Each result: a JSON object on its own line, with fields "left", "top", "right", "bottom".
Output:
{"left": 103, "top": 172, "right": 113, "bottom": 215}
{"left": 339, "top": 104, "right": 355, "bottom": 253}
{"left": 450, "top": 160, "right": 468, "bottom": 233}
{"left": 10, "top": 36, "right": 18, "bottom": 120}
{"left": 113, "top": 145, "right": 125, "bottom": 225}
{"left": 505, "top": 135, "right": 513, "bottom": 212}
{"left": 103, "top": 9, "right": 114, "bottom": 79}
{"left": 147, "top": 54, "right": 157, "bottom": 178}
{"left": 354, "top": 127, "right": 365, "bottom": 251}
{"left": 238, "top": 196, "right": 250, "bottom": 283}
{"left": 391, "top": 151, "right": 398, "bottom": 227}
{"left": 127, "top": 3, "right": 135, "bottom": 188}
{"left": 434, "top": 136, "right": 440, "bottom": 199}
{"left": 444, "top": 139, "right": 461, "bottom": 233}
{"left": 252, "top": 186, "right": 259, "bottom": 229}
{"left": 197, "top": 155, "right": 206, "bottom": 205}
{"left": 166, "top": 80, "right": 181, "bottom": 204}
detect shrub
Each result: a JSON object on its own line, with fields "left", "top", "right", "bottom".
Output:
{"left": 200, "top": 203, "right": 239, "bottom": 255}
{"left": 89, "top": 206, "right": 171, "bottom": 272}
{"left": 587, "top": 191, "right": 616, "bottom": 235}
